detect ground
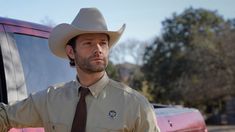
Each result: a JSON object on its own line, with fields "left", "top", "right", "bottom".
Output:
{"left": 207, "top": 125, "right": 235, "bottom": 132}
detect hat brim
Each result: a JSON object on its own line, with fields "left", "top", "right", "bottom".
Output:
{"left": 49, "top": 23, "right": 126, "bottom": 59}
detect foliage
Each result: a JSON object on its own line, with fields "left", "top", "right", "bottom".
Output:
{"left": 106, "top": 61, "right": 119, "bottom": 80}
{"left": 142, "top": 7, "right": 235, "bottom": 113}
{"left": 110, "top": 39, "right": 147, "bottom": 65}
{"left": 109, "top": 39, "right": 154, "bottom": 99}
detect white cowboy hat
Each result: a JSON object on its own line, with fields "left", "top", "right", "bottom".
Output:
{"left": 48, "top": 7, "right": 126, "bottom": 59}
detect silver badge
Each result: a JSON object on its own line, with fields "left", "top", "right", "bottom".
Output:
{"left": 108, "top": 110, "right": 117, "bottom": 119}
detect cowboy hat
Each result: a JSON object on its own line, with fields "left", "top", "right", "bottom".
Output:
{"left": 48, "top": 7, "right": 126, "bottom": 59}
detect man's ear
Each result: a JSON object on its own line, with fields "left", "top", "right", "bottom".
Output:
{"left": 65, "top": 45, "right": 75, "bottom": 59}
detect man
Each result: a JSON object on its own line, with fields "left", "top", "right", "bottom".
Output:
{"left": 0, "top": 8, "right": 160, "bottom": 132}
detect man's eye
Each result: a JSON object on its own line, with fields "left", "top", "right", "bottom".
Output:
{"left": 100, "top": 41, "right": 108, "bottom": 46}
{"left": 84, "top": 42, "right": 92, "bottom": 45}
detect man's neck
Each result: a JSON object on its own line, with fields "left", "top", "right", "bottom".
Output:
{"left": 77, "top": 70, "right": 105, "bottom": 87}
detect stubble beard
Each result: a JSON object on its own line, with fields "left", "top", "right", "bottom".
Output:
{"left": 75, "top": 54, "right": 108, "bottom": 74}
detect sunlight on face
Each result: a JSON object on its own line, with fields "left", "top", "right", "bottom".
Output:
{"left": 74, "top": 33, "right": 109, "bottom": 73}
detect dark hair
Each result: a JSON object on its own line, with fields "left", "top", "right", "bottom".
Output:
{"left": 67, "top": 36, "right": 78, "bottom": 67}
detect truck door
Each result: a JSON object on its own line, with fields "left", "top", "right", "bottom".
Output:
{"left": 0, "top": 24, "right": 8, "bottom": 104}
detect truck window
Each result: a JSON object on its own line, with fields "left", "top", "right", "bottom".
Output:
{"left": 0, "top": 33, "right": 7, "bottom": 103}
{"left": 13, "top": 33, "right": 76, "bottom": 94}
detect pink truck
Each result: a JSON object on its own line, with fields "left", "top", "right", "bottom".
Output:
{"left": 0, "top": 17, "right": 207, "bottom": 132}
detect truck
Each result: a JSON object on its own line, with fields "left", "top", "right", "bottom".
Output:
{"left": 0, "top": 17, "right": 207, "bottom": 132}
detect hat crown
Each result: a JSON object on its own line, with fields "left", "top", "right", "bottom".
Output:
{"left": 72, "top": 8, "right": 108, "bottom": 31}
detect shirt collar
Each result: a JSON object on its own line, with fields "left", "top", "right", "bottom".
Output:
{"left": 75, "top": 72, "right": 109, "bottom": 98}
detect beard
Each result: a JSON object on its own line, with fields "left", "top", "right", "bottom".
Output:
{"left": 74, "top": 53, "right": 108, "bottom": 74}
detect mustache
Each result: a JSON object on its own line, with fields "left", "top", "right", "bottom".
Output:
{"left": 88, "top": 54, "right": 105, "bottom": 61}
{"left": 89, "top": 52, "right": 105, "bottom": 59}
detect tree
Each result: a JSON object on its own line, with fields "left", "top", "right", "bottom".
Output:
{"left": 142, "top": 7, "right": 234, "bottom": 107}
{"left": 110, "top": 39, "right": 147, "bottom": 65}
{"left": 106, "top": 61, "right": 119, "bottom": 80}
{"left": 109, "top": 39, "right": 152, "bottom": 97}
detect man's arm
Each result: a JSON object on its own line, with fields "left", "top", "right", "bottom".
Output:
{"left": 0, "top": 104, "right": 10, "bottom": 131}
{"left": 0, "top": 94, "right": 43, "bottom": 131}
{"left": 134, "top": 99, "right": 160, "bottom": 132}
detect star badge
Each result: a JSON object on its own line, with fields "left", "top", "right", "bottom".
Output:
{"left": 108, "top": 110, "right": 117, "bottom": 119}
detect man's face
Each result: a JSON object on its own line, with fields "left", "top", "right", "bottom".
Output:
{"left": 68, "top": 33, "right": 109, "bottom": 73}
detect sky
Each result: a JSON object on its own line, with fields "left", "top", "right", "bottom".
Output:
{"left": 1, "top": 0, "right": 235, "bottom": 43}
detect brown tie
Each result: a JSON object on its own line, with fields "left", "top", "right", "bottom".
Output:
{"left": 71, "top": 87, "right": 90, "bottom": 132}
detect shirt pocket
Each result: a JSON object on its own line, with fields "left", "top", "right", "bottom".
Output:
{"left": 44, "top": 122, "right": 68, "bottom": 132}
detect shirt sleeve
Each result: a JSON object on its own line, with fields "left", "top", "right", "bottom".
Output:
{"left": 0, "top": 94, "right": 43, "bottom": 130}
{"left": 134, "top": 98, "right": 160, "bottom": 132}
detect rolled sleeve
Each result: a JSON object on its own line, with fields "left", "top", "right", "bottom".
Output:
{"left": 0, "top": 94, "right": 43, "bottom": 130}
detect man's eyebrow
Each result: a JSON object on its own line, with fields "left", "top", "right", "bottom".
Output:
{"left": 82, "top": 38, "right": 93, "bottom": 41}
{"left": 101, "top": 39, "right": 108, "bottom": 41}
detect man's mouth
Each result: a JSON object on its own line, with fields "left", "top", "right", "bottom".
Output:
{"left": 91, "top": 57, "right": 104, "bottom": 62}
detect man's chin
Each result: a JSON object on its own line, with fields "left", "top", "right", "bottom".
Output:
{"left": 80, "top": 61, "right": 107, "bottom": 73}
{"left": 87, "top": 64, "right": 106, "bottom": 73}
{"left": 92, "top": 66, "right": 106, "bottom": 72}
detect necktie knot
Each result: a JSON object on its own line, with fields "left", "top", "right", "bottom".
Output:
{"left": 79, "top": 87, "right": 90, "bottom": 97}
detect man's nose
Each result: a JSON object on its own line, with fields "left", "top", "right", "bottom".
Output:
{"left": 94, "top": 43, "right": 102, "bottom": 55}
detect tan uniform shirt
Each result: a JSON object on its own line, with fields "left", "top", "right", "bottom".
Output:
{"left": 0, "top": 73, "right": 160, "bottom": 132}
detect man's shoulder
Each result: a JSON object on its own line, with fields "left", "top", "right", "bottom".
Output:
{"left": 33, "top": 80, "right": 76, "bottom": 97}
{"left": 108, "top": 79, "right": 150, "bottom": 104}
{"left": 46, "top": 80, "right": 76, "bottom": 93}
{"left": 32, "top": 80, "right": 77, "bottom": 102}
{"left": 49, "top": 80, "right": 74, "bottom": 89}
